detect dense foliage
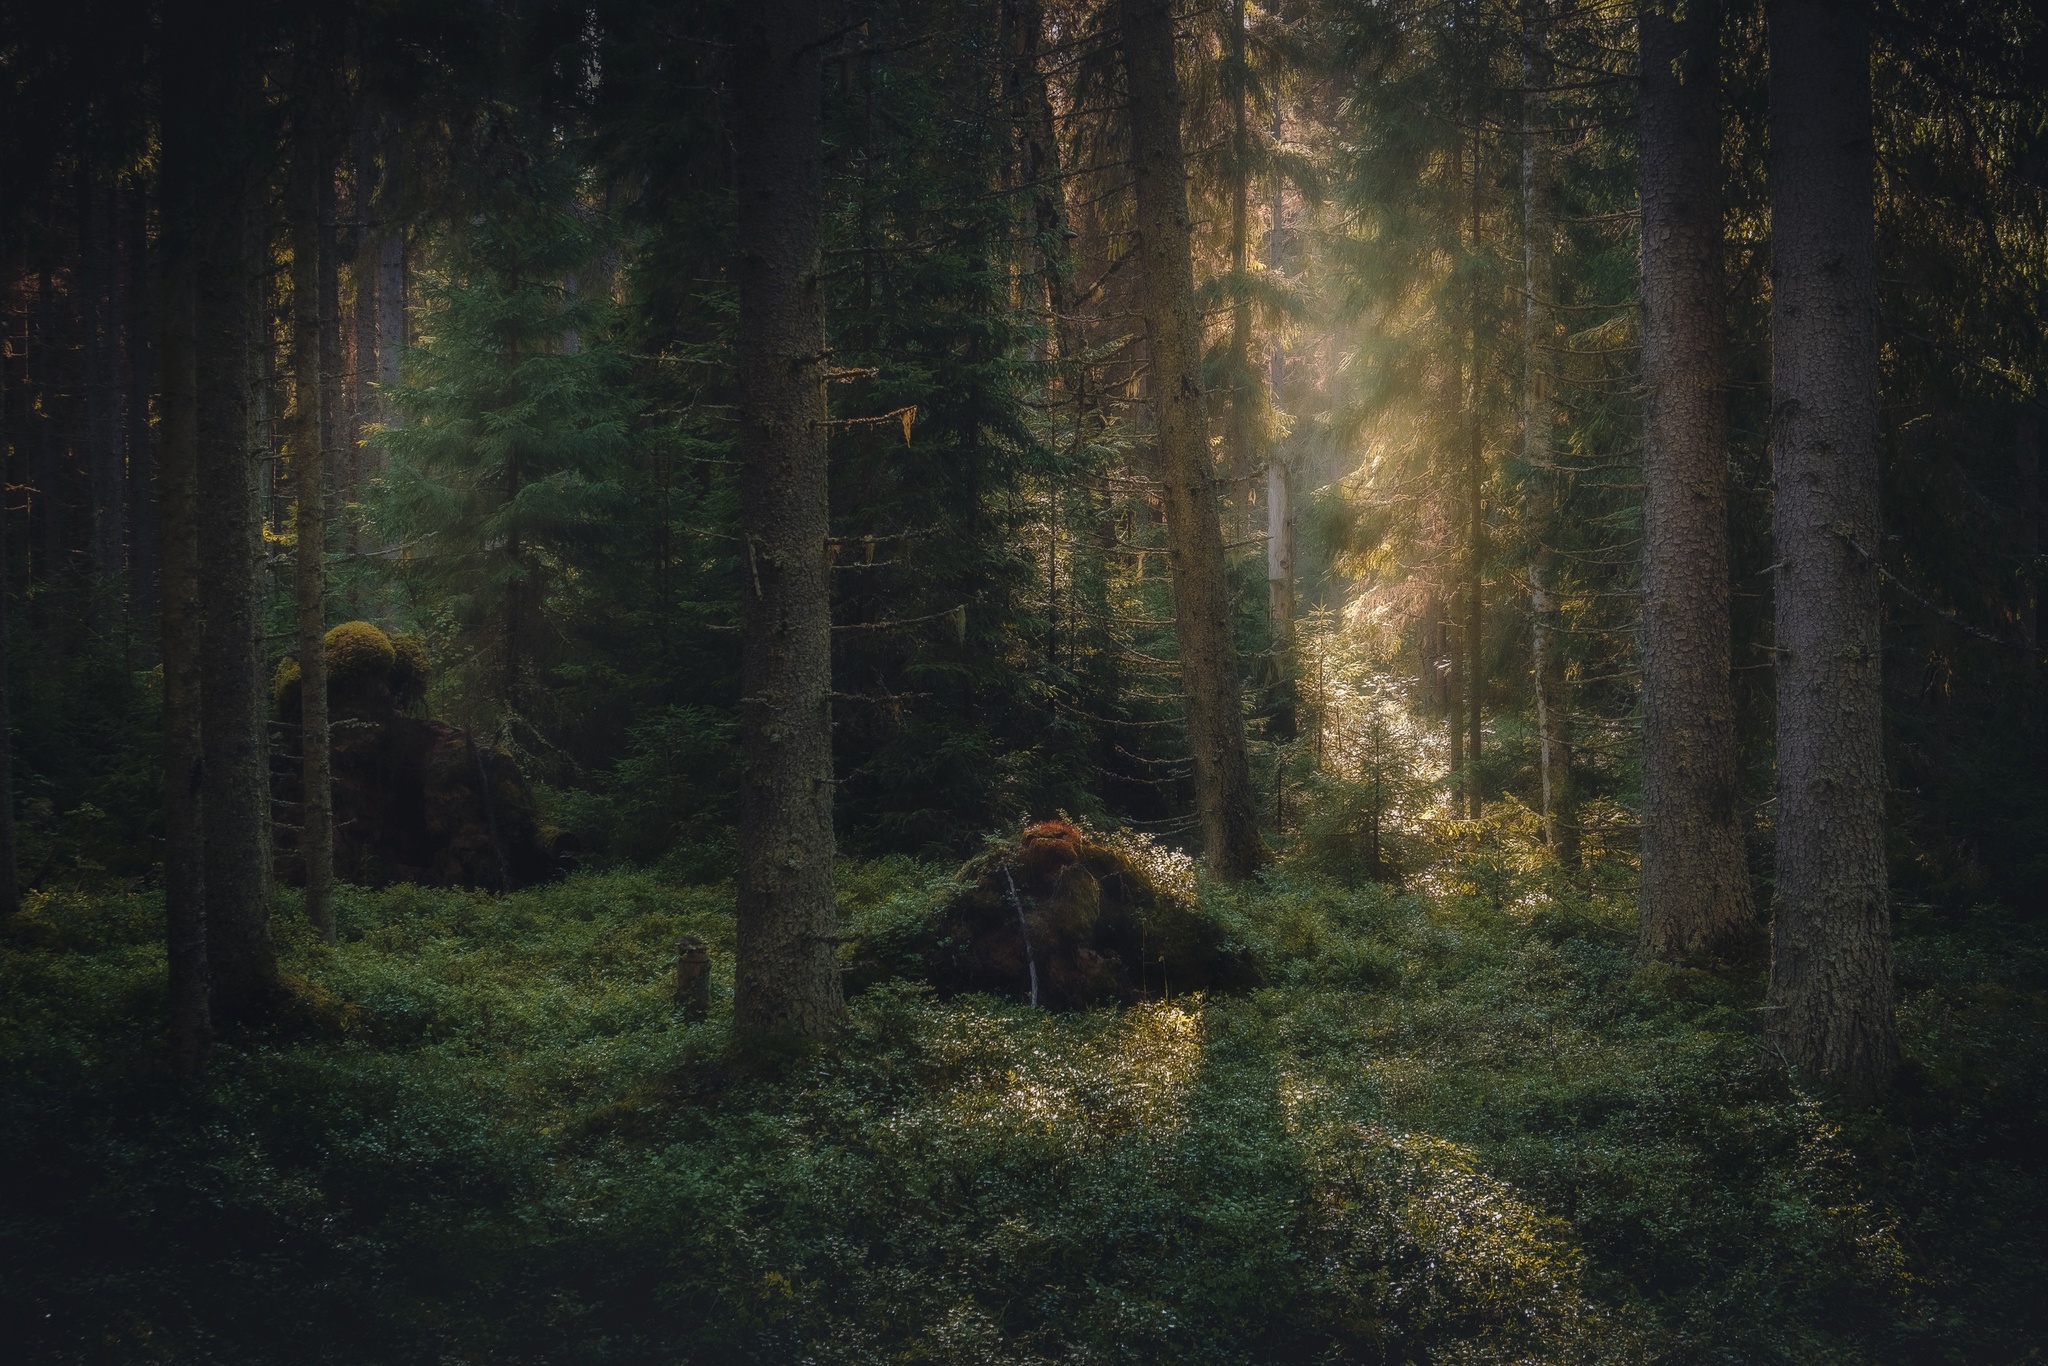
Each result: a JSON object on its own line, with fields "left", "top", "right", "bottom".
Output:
{"left": 2, "top": 845, "right": 2041, "bottom": 1362}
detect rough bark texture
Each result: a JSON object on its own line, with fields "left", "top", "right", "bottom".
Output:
{"left": 1522, "top": 0, "right": 1575, "bottom": 864}
{"left": 195, "top": 123, "right": 276, "bottom": 1022}
{"left": 1120, "top": 0, "right": 1266, "bottom": 881}
{"left": 1638, "top": 0, "right": 1753, "bottom": 957}
{"left": 1764, "top": 0, "right": 1898, "bottom": 1099}
{"left": 291, "top": 106, "right": 335, "bottom": 942}
{"left": 158, "top": 2, "right": 214, "bottom": 1073}
{"left": 732, "top": 0, "right": 845, "bottom": 1040}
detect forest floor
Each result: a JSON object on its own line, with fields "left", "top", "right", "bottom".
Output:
{"left": 2, "top": 842, "right": 2043, "bottom": 1364}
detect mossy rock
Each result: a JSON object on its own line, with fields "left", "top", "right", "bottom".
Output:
{"left": 326, "top": 621, "right": 398, "bottom": 687}
{"left": 846, "top": 819, "right": 1260, "bottom": 1009}
{"left": 274, "top": 622, "right": 431, "bottom": 716}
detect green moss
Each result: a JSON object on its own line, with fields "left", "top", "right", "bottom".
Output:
{"left": 324, "top": 620, "right": 398, "bottom": 687}
{"left": 1, "top": 861, "right": 2040, "bottom": 1364}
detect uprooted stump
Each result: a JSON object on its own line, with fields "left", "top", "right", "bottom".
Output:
{"left": 272, "top": 622, "right": 570, "bottom": 891}
{"left": 848, "top": 820, "right": 1260, "bottom": 1010}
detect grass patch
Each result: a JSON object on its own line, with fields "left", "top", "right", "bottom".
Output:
{"left": 1, "top": 861, "right": 2041, "bottom": 1362}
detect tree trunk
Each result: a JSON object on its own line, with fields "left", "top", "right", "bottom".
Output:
{"left": 732, "top": 0, "right": 845, "bottom": 1040}
{"left": 159, "top": 2, "right": 214, "bottom": 1073}
{"left": 1226, "top": 0, "right": 1254, "bottom": 540}
{"left": 1638, "top": 0, "right": 1752, "bottom": 957}
{"left": 292, "top": 88, "right": 335, "bottom": 942}
{"left": 1460, "top": 134, "right": 1487, "bottom": 822}
{"left": 1266, "top": 91, "right": 1297, "bottom": 741}
{"left": 83, "top": 170, "right": 127, "bottom": 586}
{"left": 33, "top": 262, "right": 62, "bottom": 583}
{"left": 1119, "top": 0, "right": 1265, "bottom": 880}
{"left": 195, "top": 117, "right": 277, "bottom": 1022}
{"left": 2018, "top": 416, "right": 2038, "bottom": 649}
{"left": 0, "top": 336, "right": 16, "bottom": 920}
{"left": 1764, "top": 0, "right": 1897, "bottom": 1100}
{"left": 125, "top": 175, "right": 158, "bottom": 623}
{"left": 1522, "top": 0, "right": 1575, "bottom": 864}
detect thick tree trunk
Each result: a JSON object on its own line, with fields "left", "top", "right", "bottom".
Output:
{"left": 1764, "top": 0, "right": 1897, "bottom": 1099}
{"left": 732, "top": 0, "right": 845, "bottom": 1039}
{"left": 1522, "top": 0, "right": 1575, "bottom": 864}
{"left": 159, "top": 3, "right": 214, "bottom": 1073}
{"left": 195, "top": 145, "right": 277, "bottom": 1021}
{"left": 1119, "top": 0, "right": 1265, "bottom": 880}
{"left": 292, "top": 101, "right": 335, "bottom": 942}
{"left": 1638, "top": 0, "right": 1752, "bottom": 957}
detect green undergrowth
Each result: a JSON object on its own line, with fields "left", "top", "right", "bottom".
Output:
{"left": 1, "top": 859, "right": 2042, "bottom": 1363}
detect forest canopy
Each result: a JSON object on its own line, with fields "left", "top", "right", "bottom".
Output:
{"left": 2, "top": 0, "right": 2046, "bottom": 1360}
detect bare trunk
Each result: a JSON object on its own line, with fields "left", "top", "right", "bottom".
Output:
{"left": 1465, "top": 341, "right": 1484, "bottom": 821}
{"left": 1226, "top": 0, "right": 1254, "bottom": 539}
{"left": 1764, "top": 0, "right": 1897, "bottom": 1100}
{"left": 1638, "top": 0, "right": 1753, "bottom": 957}
{"left": 1522, "top": 0, "right": 1575, "bottom": 863}
{"left": 732, "top": 0, "right": 844, "bottom": 1039}
{"left": 1119, "top": 0, "right": 1265, "bottom": 880}
{"left": 0, "top": 333, "right": 16, "bottom": 918}
{"left": 2019, "top": 417, "right": 2039, "bottom": 649}
{"left": 196, "top": 148, "right": 276, "bottom": 1022}
{"left": 125, "top": 176, "right": 158, "bottom": 622}
{"left": 159, "top": 3, "right": 215, "bottom": 1072}
{"left": 1266, "top": 92, "right": 1297, "bottom": 740}
{"left": 1463, "top": 148, "right": 1485, "bottom": 820}
{"left": 377, "top": 231, "right": 404, "bottom": 391}
{"left": 291, "top": 91, "right": 335, "bottom": 942}
{"left": 83, "top": 171, "right": 127, "bottom": 585}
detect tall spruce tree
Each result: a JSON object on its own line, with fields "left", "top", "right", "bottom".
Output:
{"left": 290, "top": 47, "right": 336, "bottom": 942}
{"left": 1637, "top": 0, "right": 1753, "bottom": 958}
{"left": 192, "top": 0, "right": 276, "bottom": 1021}
{"left": 1764, "top": 0, "right": 1897, "bottom": 1098}
{"left": 730, "top": 0, "right": 844, "bottom": 1037}
{"left": 1119, "top": 0, "right": 1265, "bottom": 881}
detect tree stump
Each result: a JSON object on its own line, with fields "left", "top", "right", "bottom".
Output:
{"left": 675, "top": 936, "right": 711, "bottom": 1020}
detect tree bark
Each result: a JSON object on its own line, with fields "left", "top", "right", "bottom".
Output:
{"left": 1265, "top": 90, "right": 1296, "bottom": 741}
{"left": 193, "top": 28, "right": 277, "bottom": 1019}
{"left": 1119, "top": 0, "right": 1266, "bottom": 880}
{"left": 1764, "top": 0, "right": 1897, "bottom": 1099}
{"left": 0, "top": 331, "right": 16, "bottom": 920}
{"left": 82, "top": 169, "right": 127, "bottom": 586}
{"left": 1638, "top": 0, "right": 1752, "bottom": 957}
{"left": 732, "top": 0, "right": 845, "bottom": 1040}
{"left": 125, "top": 174, "right": 158, "bottom": 623}
{"left": 1522, "top": 0, "right": 1575, "bottom": 864}
{"left": 1226, "top": 0, "right": 1255, "bottom": 540}
{"left": 159, "top": 0, "right": 214, "bottom": 1073}
{"left": 1459, "top": 137, "right": 1484, "bottom": 821}
{"left": 291, "top": 80, "right": 335, "bottom": 942}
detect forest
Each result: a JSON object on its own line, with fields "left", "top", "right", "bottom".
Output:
{"left": 2, "top": 0, "right": 2045, "bottom": 1360}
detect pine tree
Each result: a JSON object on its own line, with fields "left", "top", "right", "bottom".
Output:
{"left": 1637, "top": 0, "right": 1753, "bottom": 958}
{"left": 1119, "top": 0, "right": 1265, "bottom": 881}
{"left": 730, "top": 0, "right": 844, "bottom": 1038}
{"left": 1764, "top": 0, "right": 1897, "bottom": 1098}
